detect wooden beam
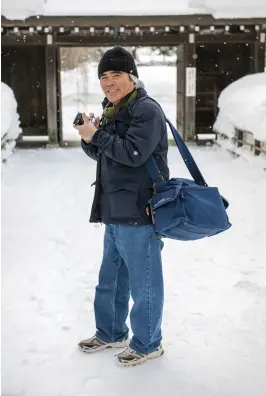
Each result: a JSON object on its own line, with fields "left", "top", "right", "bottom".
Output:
{"left": 1, "top": 31, "right": 259, "bottom": 48}
{"left": 56, "top": 33, "right": 186, "bottom": 46}
{"left": 45, "top": 36, "right": 59, "bottom": 145}
{"left": 55, "top": 31, "right": 259, "bottom": 47}
{"left": 195, "top": 32, "right": 257, "bottom": 43}
{"left": 1, "top": 35, "right": 45, "bottom": 46}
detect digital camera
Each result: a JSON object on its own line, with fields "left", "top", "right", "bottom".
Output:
{"left": 73, "top": 112, "right": 95, "bottom": 125}
{"left": 73, "top": 112, "right": 84, "bottom": 126}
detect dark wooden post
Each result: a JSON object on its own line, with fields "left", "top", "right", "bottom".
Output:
{"left": 176, "top": 44, "right": 186, "bottom": 140}
{"left": 176, "top": 39, "right": 196, "bottom": 141}
{"left": 184, "top": 41, "right": 196, "bottom": 141}
{"left": 237, "top": 129, "right": 243, "bottom": 147}
{"left": 252, "top": 34, "right": 264, "bottom": 156}
{"left": 254, "top": 32, "right": 265, "bottom": 73}
{"left": 45, "top": 34, "right": 59, "bottom": 146}
{"left": 254, "top": 140, "right": 261, "bottom": 156}
{"left": 56, "top": 47, "right": 63, "bottom": 145}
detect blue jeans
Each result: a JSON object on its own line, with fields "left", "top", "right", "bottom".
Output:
{"left": 94, "top": 224, "right": 164, "bottom": 354}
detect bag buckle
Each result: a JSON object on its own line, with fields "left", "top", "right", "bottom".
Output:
{"left": 153, "top": 176, "right": 164, "bottom": 186}
{"left": 147, "top": 200, "right": 155, "bottom": 224}
{"left": 153, "top": 176, "right": 164, "bottom": 193}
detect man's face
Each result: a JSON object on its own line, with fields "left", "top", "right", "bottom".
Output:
{"left": 100, "top": 71, "right": 135, "bottom": 105}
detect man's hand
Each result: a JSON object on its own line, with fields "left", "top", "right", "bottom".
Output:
{"left": 73, "top": 113, "right": 100, "bottom": 143}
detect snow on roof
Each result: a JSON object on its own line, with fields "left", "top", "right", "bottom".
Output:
{"left": 1, "top": 0, "right": 45, "bottom": 20}
{"left": 213, "top": 73, "right": 266, "bottom": 142}
{"left": 2, "top": 0, "right": 266, "bottom": 20}
{"left": 189, "top": 0, "right": 266, "bottom": 19}
{"left": 43, "top": 0, "right": 203, "bottom": 18}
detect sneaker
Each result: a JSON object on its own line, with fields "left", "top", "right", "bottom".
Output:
{"left": 115, "top": 344, "right": 164, "bottom": 367}
{"left": 78, "top": 335, "right": 130, "bottom": 353}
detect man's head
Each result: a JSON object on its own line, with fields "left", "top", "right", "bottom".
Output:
{"left": 98, "top": 46, "right": 138, "bottom": 105}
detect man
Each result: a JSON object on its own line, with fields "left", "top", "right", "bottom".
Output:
{"left": 74, "top": 46, "right": 169, "bottom": 367}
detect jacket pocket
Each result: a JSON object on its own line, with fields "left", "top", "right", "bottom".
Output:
{"left": 101, "top": 164, "right": 140, "bottom": 192}
{"left": 103, "top": 188, "right": 140, "bottom": 221}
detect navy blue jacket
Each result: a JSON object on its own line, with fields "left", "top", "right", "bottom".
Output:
{"left": 81, "top": 88, "right": 169, "bottom": 225}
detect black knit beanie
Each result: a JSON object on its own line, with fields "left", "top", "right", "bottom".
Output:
{"left": 98, "top": 46, "right": 138, "bottom": 79}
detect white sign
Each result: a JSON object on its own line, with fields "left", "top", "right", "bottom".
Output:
{"left": 186, "top": 67, "right": 196, "bottom": 97}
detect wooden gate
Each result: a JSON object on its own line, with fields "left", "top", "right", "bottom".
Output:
{"left": 195, "top": 43, "right": 262, "bottom": 135}
{"left": 1, "top": 46, "right": 48, "bottom": 139}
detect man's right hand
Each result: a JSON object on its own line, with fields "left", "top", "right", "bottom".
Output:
{"left": 94, "top": 117, "right": 100, "bottom": 128}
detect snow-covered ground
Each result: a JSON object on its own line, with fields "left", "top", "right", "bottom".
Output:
{"left": 2, "top": 144, "right": 266, "bottom": 396}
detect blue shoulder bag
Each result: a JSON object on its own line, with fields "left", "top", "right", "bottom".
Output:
{"left": 145, "top": 118, "right": 232, "bottom": 241}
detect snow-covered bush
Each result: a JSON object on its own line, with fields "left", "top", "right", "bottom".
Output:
{"left": 213, "top": 73, "right": 266, "bottom": 149}
{"left": 1, "top": 82, "right": 22, "bottom": 162}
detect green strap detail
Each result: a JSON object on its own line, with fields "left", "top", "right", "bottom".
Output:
{"left": 103, "top": 89, "right": 138, "bottom": 120}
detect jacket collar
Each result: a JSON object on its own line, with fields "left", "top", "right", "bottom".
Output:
{"left": 127, "top": 87, "right": 147, "bottom": 113}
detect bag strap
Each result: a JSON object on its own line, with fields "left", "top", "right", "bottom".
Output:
{"left": 130, "top": 94, "right": 208, "bottom": 187}
{"left": 166, "top": 118, "right": 207, "bottom": 186}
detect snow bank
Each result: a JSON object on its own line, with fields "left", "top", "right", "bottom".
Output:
{"left": 2, "top": 0, "right": 266, "bottom": 19}
{"left": 1, "top": 82, "right": 22, "bottom": 162}
{"left": 213, "top": 73, "right": 266, "bottom": 143}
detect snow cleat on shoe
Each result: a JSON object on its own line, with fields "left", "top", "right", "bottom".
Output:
{"left": 78, "top": 335, "right": 130, "bottom": 353}
{"left": 115, "top": 344, "right": 164, "bottom": 367}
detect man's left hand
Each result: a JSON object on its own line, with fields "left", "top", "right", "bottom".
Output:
{"left": 73, "top": 113, "right": 97, "bottom": 143}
